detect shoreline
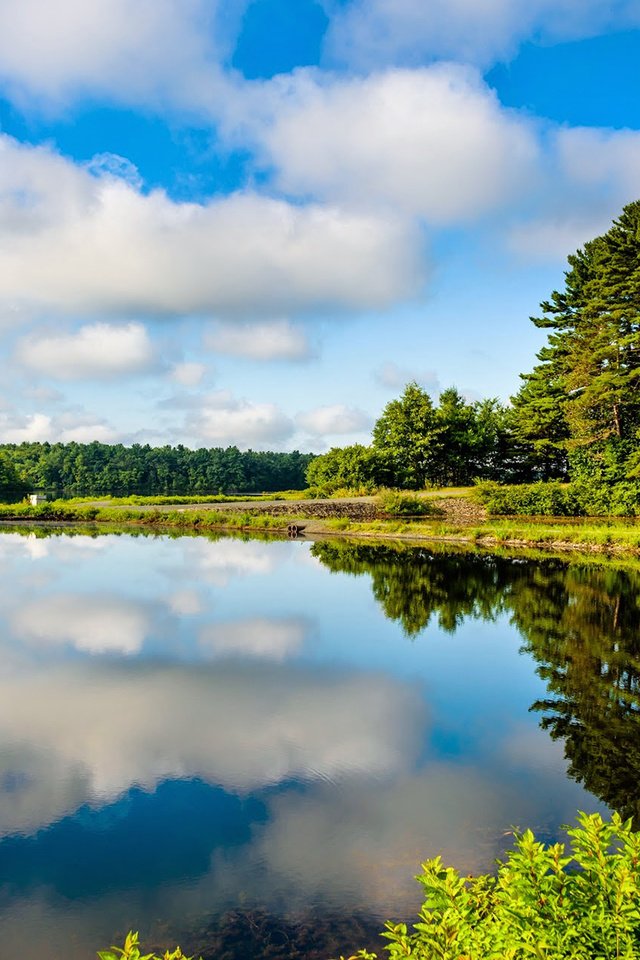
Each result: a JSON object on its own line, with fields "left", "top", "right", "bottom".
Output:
{"left": 2, "top": 507, "right": 640, "bottom": 560}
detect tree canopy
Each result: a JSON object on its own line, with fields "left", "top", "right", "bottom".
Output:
{"left": 0, "top": 441, "right": 314, "bottom": 499}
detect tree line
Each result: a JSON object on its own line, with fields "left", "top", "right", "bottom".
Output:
{"left": 309, "top": 199, "right": 640, "bottom": 506}
{"left": 0, "top": 442, "right": 313, "bottom": 499}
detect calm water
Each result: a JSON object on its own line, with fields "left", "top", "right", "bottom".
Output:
{"left": 0, "top": 529, "right": 637, "bottom": 959}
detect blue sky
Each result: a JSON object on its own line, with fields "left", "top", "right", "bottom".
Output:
{"left": 0, "top": 0, "right": 639, "bottom": 452}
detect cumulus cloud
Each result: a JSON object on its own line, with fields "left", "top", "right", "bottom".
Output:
{"left": 296, "top": 404, "right": 371, "bottom": 436}
{"left": 507, "top": 126, "right": 640, "bottom": 259}
{"left": 16, "top": 322, "right": 156, "bottom": 380}
{"left": 556, "top": 126, "right": 640, "bottom": 194}
{"left": 324, "top": 0, "right": 640, "bottom": 69}
{"left": 0, "top": 135, "right": 424, "bottom": 319}
{"left": 249, "top": 66, "right": 539, "bottom": 225}
{"left": 186, "top": 391, "right": 294, "bottom": 448}
{"left": 204, "top": 319, "right": 313, "bottom": 361}
{"left": 0, "top": 411, "right": 118, "bottom": 444}
{"left": 0, "top": 0, "right": 242, "bottom": 111}
{"left": 12, "top": 594, "right": 152, "bottom": 655}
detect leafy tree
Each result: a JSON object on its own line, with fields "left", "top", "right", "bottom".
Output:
{"left": 305, "top": 443, "right": 390, "bottom": 491}
{"left": 0, "top": 451, "right": 27, "bottom": 501}
{"left": 372, "top": 382, "right": 442, "bottom": 488}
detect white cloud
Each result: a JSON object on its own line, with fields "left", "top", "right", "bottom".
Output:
{"left": 507, "top": 126, "right": 640, "bottom": 259}
{"left": 169, "top": 361, "right": 207, "bottom": 387}
{"left": 199, "top": 617, "right": 307, "bottom": 661}
{"left": 324, "top": 0, "right": 640, "bottom": 70}
{"left": 0, "top": 135, "right": 424, "bottom": 319}
{"left": 556, "top": 126, "right": 640, "bottom": 194}
{"left": 205, "top": 319, "right": 313, "bottom": 361}
{"left": 250, "top": 66, "right": 539, "bottom": 224}
{"left": 187, "top": 392, "right": 294, "bottom": 448}
{"left": 16, "top": 322, "right": 156, "bottom": 380}
{"left": 0, "top": 411, "right": 118, "bottom": 444}
{"left": 508, "top": 213, "right": 615, "bottom": 261}
{"left": 296, "top": 404, "right": 371, "bottom": 435}
{"left": 12, "top": 594, "right": 151, "bottom": 655}
{"left": 0, "top": 0, "right": 241, "bottom": 111}
{"left": 375, "top": 361, "right": 441, "bottom": 393}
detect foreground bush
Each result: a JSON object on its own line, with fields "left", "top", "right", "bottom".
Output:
{"left": 101, "top": 814, "right": 640, "bottom": 960}
{"left": 98, "top": 930, "right": 196, "bottom": 960}
{"left": 345, "top": 812, "right": 640, "bottom": 960}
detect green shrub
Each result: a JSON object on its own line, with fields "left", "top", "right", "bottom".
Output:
{"left": 378, "top": 490, "right": 438, "bottom": 517}
{"left": 103, "top": 814, "right": 640, "bottom": 960}
{"left": 98, "top": 930, "right": 198, "bottom": 960}
{"left": 344, "top": 812, "right": 640, "bottom": 960}
{"left": 474, "top": 481, "right": 584, "bottom": 516}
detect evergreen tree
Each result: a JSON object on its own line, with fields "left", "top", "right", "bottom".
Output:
{"left": 513, "top": 200, "right": 640, "bottom": 494}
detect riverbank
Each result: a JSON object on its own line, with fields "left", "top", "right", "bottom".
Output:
{"left": 2, "top": 493, "right": 640, "bottom": 556}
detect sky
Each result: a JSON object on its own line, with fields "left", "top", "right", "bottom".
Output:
{"left": 1, "top": 1, "right": 640, "bottom": 453}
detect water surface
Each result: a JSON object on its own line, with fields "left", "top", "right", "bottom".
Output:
{"left": 0, "top": 529, "right": 636, "bottom": 959}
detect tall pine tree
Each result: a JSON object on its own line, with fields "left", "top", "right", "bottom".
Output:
{"left": 512, "top": 200, "right": 640, "bottom": 492}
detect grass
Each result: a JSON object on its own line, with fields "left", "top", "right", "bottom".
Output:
{"left": 64, "top": 491, "right": 306, "bottom": 506}
{"left": 0, "top": 501, "right": 295, "bottom": 532}
{"left": 2, "top": 490, "right": 640, "bottom": 555}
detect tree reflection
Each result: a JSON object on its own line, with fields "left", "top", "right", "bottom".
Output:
{"left": 515, "top": 565, "right": 640, "bottom": 823}
{"left": 312, "top": 541, "right": 511, "bottom": 636}
{"left": 313, "top": 540, "right": 640, "bottom": 819}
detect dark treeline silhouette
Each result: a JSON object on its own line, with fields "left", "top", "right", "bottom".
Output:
{"left": 313, "top": 541, "right": 640, "bottom": 820}
{"left": 0, "top": 441, "right": 314, "bottom": 498}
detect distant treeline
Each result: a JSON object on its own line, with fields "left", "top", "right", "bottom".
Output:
{"left": 0, "top": 441, "right": 314, "bottom": 499}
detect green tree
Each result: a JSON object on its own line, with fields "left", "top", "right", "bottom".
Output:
{"left": 372, "top": 382, "right": 442, "bottom": 488}
{"left": 515, "top": 200, "right": 640, "bottom": 497}
{"left": 305, "top": 444, "right": 391, "bottom": 492}
{"left": 0, "top": 451, "right": 27, "bottom": 501}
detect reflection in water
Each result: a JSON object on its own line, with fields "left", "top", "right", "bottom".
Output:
{"left": 516, "top": 566, "right": 640, "bottom": 822}
{"left": 0, "top": 529, "right": 636, "bottom": 958}
{"left": 313, "top": 540, "right": 640, "bottom": 820}
{"left": 312, "top": 541, "right": 509, "bottom": 635}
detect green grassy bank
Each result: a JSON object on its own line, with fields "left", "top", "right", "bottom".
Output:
{"left": 2, "top": 493, "right": 640, "bottom": 555}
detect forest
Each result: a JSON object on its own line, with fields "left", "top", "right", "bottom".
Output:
{"left": 0, "top": 442, "right": 313, "bottom": 499}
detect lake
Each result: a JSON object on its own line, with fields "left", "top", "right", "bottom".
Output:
{"left": 0, "top": 528, "right": 637, "bottom": 959}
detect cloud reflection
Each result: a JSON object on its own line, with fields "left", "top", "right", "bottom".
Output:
{"left": 12, "top": 594, "right": 152, "bottom": 654}
{"left": 199, "top": 617, "right": 308, "bottom": 661}
{"left": 0, "top": 660, "right": 425, "bottom": 837}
